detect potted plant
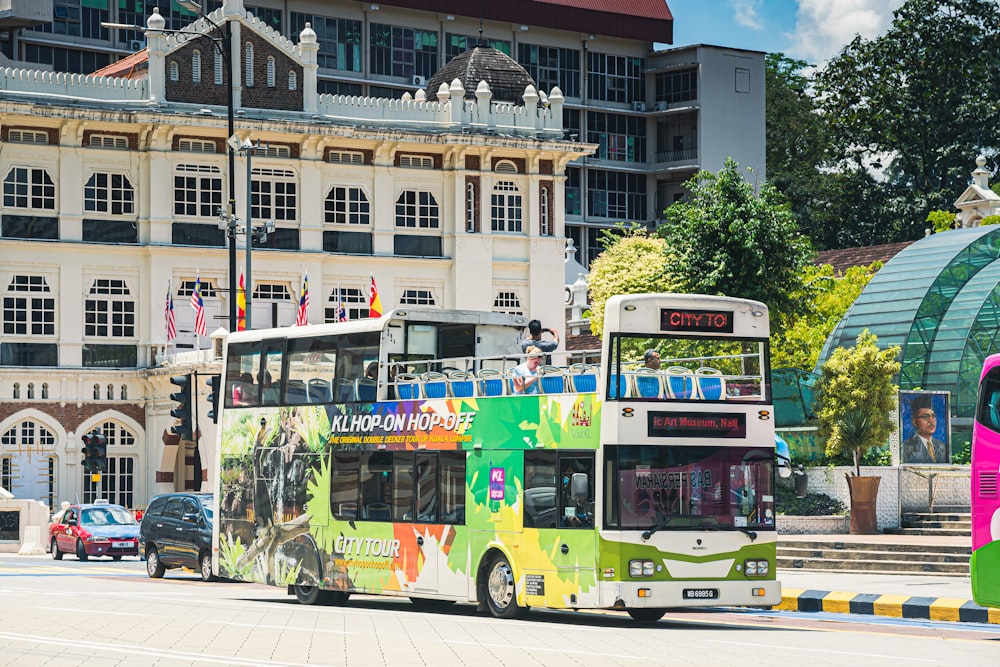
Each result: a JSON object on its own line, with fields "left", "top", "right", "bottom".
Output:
{"left": 814, "top": 330, "right": 900, "bottom": 534}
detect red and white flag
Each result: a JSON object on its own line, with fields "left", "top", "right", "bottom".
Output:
{"left": 190, "top": 275, "right": 207, "bottom": 337}
{"left": 165, "top": 280, "right": 177, "bottom": 342}
{"left": 295, "top": 272, "right": 310, "bottom": 326}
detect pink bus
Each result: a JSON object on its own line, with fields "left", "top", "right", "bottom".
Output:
{"left": 972, "top": 353, "right": 1000, "bottom": 607}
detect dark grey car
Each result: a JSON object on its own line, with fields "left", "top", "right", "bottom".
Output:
{"left": 139, "top": 493, "right": 215, "bottom": 581}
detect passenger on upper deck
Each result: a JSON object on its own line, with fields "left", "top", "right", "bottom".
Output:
{"left": 521, "top": 319, "right": 559, "bottom": 354}
{"left": 511, "top": 346, "right": 543, "bottom": 395}
{"left": 643, "top": 349, "right": 661, "bottom": 371}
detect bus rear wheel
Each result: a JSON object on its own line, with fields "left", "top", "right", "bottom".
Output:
{"left": 294, "top": 584, "right": 329, "bottom": 605}
{"left": 485, "top": 555, "right": 527, "bottom": 619}
{"left": 627, "top": 608, "right": 666, "bottom": 622}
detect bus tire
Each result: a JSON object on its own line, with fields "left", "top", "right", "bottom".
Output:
{"left": 294, "top": 584, "right": 329, "bottom": 605}
{"left": 485, "top": 555, "right": 527, "bottom": 619}
{"left": 627, "top": 608, "right": 666, "bottom": 623}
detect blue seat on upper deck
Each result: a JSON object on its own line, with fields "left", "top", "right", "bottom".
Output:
{"left": 448, "top": 370, "right": 475, "bottom": 398}
{"left": 422, "top": 372, "right": 448, "bottom": 399}
{"left": 477, "top": 368, "right": 505, "bottom": 397}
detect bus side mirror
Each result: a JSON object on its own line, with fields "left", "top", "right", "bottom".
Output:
{"left": 775, "top": 436, "right": 792, "bottom": 478}
{"left": 570, "top": 472, "right": 589, "bottom": 501}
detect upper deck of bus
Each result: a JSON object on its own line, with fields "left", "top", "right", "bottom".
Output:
{"left": 220, "top": 297, "right": 771, "bottom": 410}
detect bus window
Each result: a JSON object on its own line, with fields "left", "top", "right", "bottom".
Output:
{"left": 331, "top": 452, "right": 359, "bottom": 520}
{"left": 976, "top": 367, "right": 1000, "bottom": 432}
{"left": 226, "top": 342, "right": 261, "bottom": 407}
{"left": 285, "top": 335, "right": 338, "bottom": 405}
{"left": 361, "top": 452, "right": 392, "bottom": 520}
{"left": 393, "top": 452, "right": 415, "bottom": 521}
{"left": 260, "top": 341, "right": 284, "bottom": 406}
{"left": 559, "top": 455, "right": 594, "bottom": 528}
{"left": 439, "top": 451, "right": 466, "bottom": 524}
{"left": 415, "top": 453, "right": 437, "bottom": 522}
{"left": 524, "top": 451, "right": 557, "bottom": 528}
{"left": 337, "top": 331, "right": 381, "bottom": 401}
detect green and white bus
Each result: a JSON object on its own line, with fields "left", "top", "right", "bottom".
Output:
{"left": 212, "top": 293, "right": 786, "bottom": 621}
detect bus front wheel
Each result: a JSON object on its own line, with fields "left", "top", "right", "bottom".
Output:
{"left": 485, "top": 555, "right": 527, "bottom": 619}
{"left": 628, "top": 608, "right": 666, "bottom": 622}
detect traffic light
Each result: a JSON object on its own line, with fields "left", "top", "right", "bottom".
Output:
{"left": 80, "top": 432, "right": 108, "bottom": 473}
{"left": 206, "top": 374, "right": 221, "bottom": 424}
{"left": 170, "top": 374, "right": 193, "bottom": 440}
{"left": 90, "top": 433, "right": 108, "bottom": 473}
{"left": 81, "top": 433, "right": 95, "bottom": 471}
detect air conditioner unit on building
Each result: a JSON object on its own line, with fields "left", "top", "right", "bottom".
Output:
{"left": 632, "top": 101, "right": 647, "bottom": 112}
{"left": 412, "top": 75, "right": 427, "bottom": 87}
{"left": 130, "top": 39, "right": 146, "bottom": 51}
{"left": 654, "top": 101, "right": 668, "bottom": 111}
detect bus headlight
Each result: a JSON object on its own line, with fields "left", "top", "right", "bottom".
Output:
{"left": 743, "top": 559, "right": 768, "bottom": 576}
{"left": 629, "top": 560, "right": 655, "bottom": 577}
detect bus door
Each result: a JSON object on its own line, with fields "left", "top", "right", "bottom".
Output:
{"left": 523, "top": 451, "right": 597, "bottom": 608}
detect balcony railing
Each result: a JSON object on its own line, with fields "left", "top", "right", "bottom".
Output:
{"left": 655, "top": 147, "right": 698, "bottom": 164}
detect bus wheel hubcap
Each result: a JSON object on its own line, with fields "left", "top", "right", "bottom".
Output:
{"left": 488, "top": 561, "right": 514, "bottom": 609}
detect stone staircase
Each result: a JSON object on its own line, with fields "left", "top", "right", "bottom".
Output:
{"left": 778, "top": 512, "right": 972, "bottom": 576}
{"left": 883, "top": 512, "right": 971, "bottom": 537}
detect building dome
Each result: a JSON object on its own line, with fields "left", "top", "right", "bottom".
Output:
{"left": 425, "top": 46, "right": 538, "bottom": 104}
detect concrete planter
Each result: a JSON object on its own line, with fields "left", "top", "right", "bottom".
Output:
{"left": 777, "top": 515, "right": 849, "bottom": 535}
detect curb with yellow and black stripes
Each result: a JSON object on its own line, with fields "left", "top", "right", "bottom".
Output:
{"left": 777, "top": 588, "right": 1000, "bottom": 624}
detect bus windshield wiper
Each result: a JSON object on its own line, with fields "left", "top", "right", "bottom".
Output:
{"left": 737, "top": 527, "right": 758, "bottom": 541}
{"left": 641, "top": 515, "right": 681, "bottom": 541}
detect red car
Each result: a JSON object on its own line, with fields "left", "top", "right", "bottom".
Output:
{"left": 49, "top": 502, "right": 140, "bottom": 561}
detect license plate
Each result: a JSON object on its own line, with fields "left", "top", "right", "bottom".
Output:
{"left": 112, "top": 541, "right": 133, "bottom": 548}
{"left": 682, "top": 588, "right": 718, "bottom": 600}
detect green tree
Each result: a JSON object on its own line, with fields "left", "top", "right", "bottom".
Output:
{"left": 772, "top": 262, "right": 879, "bottom": 370}
{"left": 586, "top": 230, "right": 676, "bottom": 336}
{"left": 814, "top": 330, "right": 901, "bottom": 476}
{"left": 815, "top": 0, "right": 1000, "bottom": 242}
{"left": 926, "top": 209, "right": 957, "bottom": 233}
{"left": 656, "top": 159, "right": 814, "bottom": 331}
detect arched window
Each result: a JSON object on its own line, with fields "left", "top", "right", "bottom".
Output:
{"left": 491, "top": 180, "right": 523, "bottom": 233}
{"left": 288, "top": 70, "right": 297, "bottom": 91}
{"left": 1, "top": 420, "right": 57, "bottom": 507}
{"left": 27, "top": 383, "right": 34, "bottom": 399}
{"left": 12, "top": 383, "right": 19, "bottom": 399}
{"left": 266, "top": 56, "right": 275, "bottom": 87}
{"left": 106, "top": 384, "right": 114, "bottom": 400}
{"left": 244, "top": 42, "right": 254, "bottom": 87}
{"left": 41, "top": 383, "right": 48, "bottom": 399}
{"left": 85, "top": 420, "right": 137, "bottom": 506}
{"left": 169, "top": 60, "right": 179, "bottom": 82}
{"left": 192, "top": 49, "right": 202, "bottom": 83}
{"left": 121, "top": 384, "right": 128, "bottom": 400}
{"left": 93, "top": 384, "right": 100, "bottom": 400}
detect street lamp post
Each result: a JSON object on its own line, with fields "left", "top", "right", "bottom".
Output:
{"left": 238, "top": 138, "right": 275, "bottom": 331}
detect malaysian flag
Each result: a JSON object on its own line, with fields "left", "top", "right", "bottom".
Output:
{"left": 295, "top": 272, "right": 310, "bottom": 326}
{"left": 165, "top": 280, "right": 177, "bottom": 342}
{"left": 336, "top": 285, "right": 347, "bottom": 322}
{"left": 190, "top": 275, "right": 207, "bottom": 337}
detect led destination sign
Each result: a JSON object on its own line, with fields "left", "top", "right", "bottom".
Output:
{"left": 660, "top": 308, "right": 734, "bottom": 333}
{"left": 648, "top": 411, "right": 747, "bottom": 439}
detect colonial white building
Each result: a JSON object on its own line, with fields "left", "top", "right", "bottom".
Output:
{"left": 0, "top": 0, "right": 591, "bottom": 512}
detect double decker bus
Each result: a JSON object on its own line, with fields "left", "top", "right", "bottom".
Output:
{"left": 212, "top": 293, "right": 786, "bottom": 621}
{"left": 971, "top": 354, "right": 1000, "bottom": 607}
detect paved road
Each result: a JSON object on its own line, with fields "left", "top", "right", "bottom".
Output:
{"left": 1, "top": 554, "right": 997, "bottom": 666}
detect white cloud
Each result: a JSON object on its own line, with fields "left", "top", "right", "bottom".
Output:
{"left": 788, "top": 0, "right": 906, "bottom": 64}
{"left": 731, "top": 0, "right": 764, "bottom": 30}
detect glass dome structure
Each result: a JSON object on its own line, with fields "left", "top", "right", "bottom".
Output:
{"left": 817, "top": 225, "right": 1000, "bottom": 422}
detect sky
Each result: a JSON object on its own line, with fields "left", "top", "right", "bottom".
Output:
{"left": 664, "top": 0, "right": 907, "bottom": 65}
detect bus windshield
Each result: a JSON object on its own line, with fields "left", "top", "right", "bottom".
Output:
{"left": 605, "top": 444, "right": 775, "bottom": 531}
